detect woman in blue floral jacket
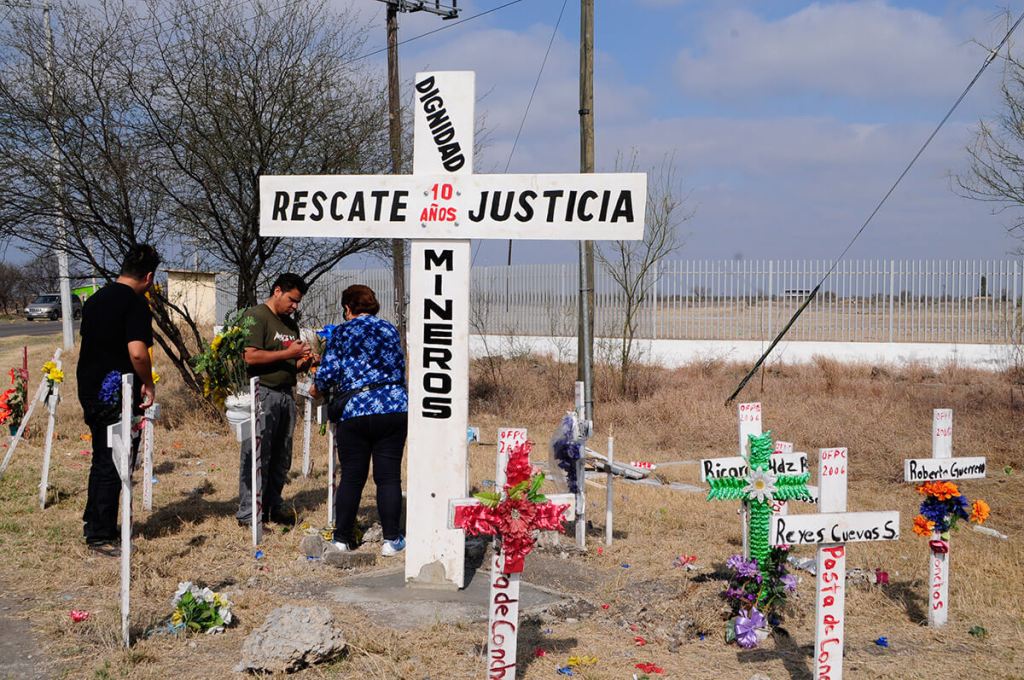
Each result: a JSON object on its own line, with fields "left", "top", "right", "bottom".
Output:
{"left": 313, "top": 285, "right": 408, "bottom": 556}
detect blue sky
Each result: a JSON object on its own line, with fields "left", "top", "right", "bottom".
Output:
{"left": 336, "top": 0, "right": 1024, "bottom": 266}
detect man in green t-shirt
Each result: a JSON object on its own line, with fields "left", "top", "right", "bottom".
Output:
{"left": 236, "top": 273, "right": 312, "bottom": 527}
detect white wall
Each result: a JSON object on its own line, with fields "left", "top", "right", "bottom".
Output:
{"left": 469, "top": 335, "right": 1015, "bottom": 371}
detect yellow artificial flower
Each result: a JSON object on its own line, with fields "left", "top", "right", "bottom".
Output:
{"left": 46, "top": 368, "right": 64, "bottom": 384}
{"left": 152, "top": 371, "right": 161, "bottom": 385}
{"left": 210, "top": 335, "right": 224, "bottom": 352}
{"left": 171, "top": 610, "right": 183, "bottom": 626}
{"left": 567, "top": 656, "right": 598, "bottom": 667}
{"left": 41, "top": 361, "right": 56, "bottom": 375}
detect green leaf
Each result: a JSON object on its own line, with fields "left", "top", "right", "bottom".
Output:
{"left": 473, "top": 491, "right": 501, "bottom": 508}
{"left": 529, "top": 473, "right": 545, "bottom": 496}
{"left": 507, "top": 480, "right": 529, "bottom": 499}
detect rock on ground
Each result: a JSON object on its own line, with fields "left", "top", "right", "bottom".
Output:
{"left": 237, "top": 605, "right": 347, "bottom": 674}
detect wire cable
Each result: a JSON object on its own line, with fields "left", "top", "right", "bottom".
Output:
{"left": 725, "top": 10, "right": 1024, "bottom": 405}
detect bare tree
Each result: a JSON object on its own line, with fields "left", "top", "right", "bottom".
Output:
{"left": 0, "top": 0, "right": 394, "bottom": 392}
{"left": 956, "top": 45, "right": 1024, "bottom": 255}
{"left": 597, "top": 153, "right": 691, "bottom": 395}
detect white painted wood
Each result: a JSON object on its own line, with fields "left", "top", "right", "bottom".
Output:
{"left": 700, "top": 452, "right": 808, "bottom": 481}
{"left": 327, "top": 416, "right": 336, "bottom": 529}
{"left": 495, "top": 428, "right": 528, "bottom": 488}
{"left": 258, "top": 172, "right": 647, "bottom": 241}
{"left": 37, "top": 353, "right": 61, "bottom": 509}
{"left": 301, "top": 392, "right": 312, "bottom": 477}
{"left": 405, "top": 71, "right": 475, "bottom": 589}
{"left": 114, "top": 374, "right": 133, "bottom": 649}
{"left": 485, "top": 555, "right": 520, "bottom": 679}
{"left": 771, "top": 441, "right": 797, "bottom": 515}
{"left": 141, "top": 404, "right": 159, "bottom": 512}
{"left": 249, "top": 377, "right": 263, "bottom": 547}
{"left": 932, "top": 408, "right": 953, "bottom": 459}
{"left": 0, "top": 348, "right": 60, "bottom": 480}
{"left": 573, "top": 382, "right": 587, "bottom": 550}
{"left": 772, "top": 511, "right": 900, "bottom": 545}
{"left": 904, "top": 456, "right": 987, "bottom": 482}
{"left": 605, "top": 434, "right": 614, "bottom": 547}
{"left": 813, "top": 447, "right": 849, "bottom": 680}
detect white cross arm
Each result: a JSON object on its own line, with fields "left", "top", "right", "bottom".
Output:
{"left": 259, "top": 173, "right": 647, "bottom": 240}
{"left": 904, "top": 457, "right": 986, "bottom": 482}
{"left": 700, "top": 452, "right": 808, "bottom": 481}
{"left": 771, "top": 511, "right": 900, "bottom": 546}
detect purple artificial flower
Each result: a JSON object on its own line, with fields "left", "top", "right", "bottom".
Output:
{"left": 735, "top": 608, "right": 767, "bottom": 649}
{"left": 726, "top": 555, "right": 760, "bottom": 579}
{"left": 98, "top": 371, "right": 121, "bottom": 406}
{"left": 782, "top": 574, "right": 798, "bottom": 593}
{"left": 723, "top": 587, "right": 746, "bottom": 602}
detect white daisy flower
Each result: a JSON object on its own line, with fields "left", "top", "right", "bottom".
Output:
{"left": 742, "top": 469, "right": 778, "bottom": 503}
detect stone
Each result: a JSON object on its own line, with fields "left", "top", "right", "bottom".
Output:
{"left": 323, "top": 549, "right": 376, "bottom": 569}
{"left": 360, "top": 523, "right": 383, "bottom": 543}
{"left": 300, "top": 534, "right": 325, "bottom": 558}
{"left": 237, "top": 605, "right": 347, "bottom": 674}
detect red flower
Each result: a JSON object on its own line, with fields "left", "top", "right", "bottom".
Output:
{"left": 634, "top": 636, "right": 647, "bottom": 646}
{"left": 635, "top": 662, "right": 664, "bottom": 673}
{"left": 504, "top": 441, "right": 534, "bottom": 487}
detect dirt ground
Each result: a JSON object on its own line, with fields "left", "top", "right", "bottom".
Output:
{"left": 0, "top": 332, "right": 1021, "bottom": 679}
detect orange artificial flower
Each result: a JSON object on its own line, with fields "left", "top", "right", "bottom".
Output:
{"left": 912, "top": 515, "right": 935, "bottom": 536}
{"left": 970, "top": 499, "right": 990, "bottom": 524}
{"left": 917, "top": 481, "right": 960, "bottom": 501}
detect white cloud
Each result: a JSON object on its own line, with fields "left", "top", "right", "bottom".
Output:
{"left": 674, "top": 2, "right": 991, "bottom": 102}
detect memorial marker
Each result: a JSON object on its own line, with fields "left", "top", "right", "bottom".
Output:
{"left": 297, "top": 379, "right": 313, "bottom": 477}
{"left": 448, "top": 429, "right": 574, "bottom": 678}
{"left": 708, "top": 431, "right": 813, "bottom": 571}
{"left": 771, "top": 448, "right": 900, "bottom": 680}
{"left": 0, "top": 348, "right": 61, "bottom": 480}
{"left": 249, "top": 377, "right": 263, "bottom": 546}
{"left": 37, "top": 352, "right": 63, "bottom": 509}
{"left": 260, "top": 71, "right": 645, "bottom": 588}
{"left": 140, "top": 404, "right": 159, "bottom": 512}
{"left": 106, "top": 374, "right": 134, "bottom": 648}
{"left": 317, "top": 404, "right": 336, "bottom": 529}
{"left": 903, "top": 408, "right": 987, "bottom": 627}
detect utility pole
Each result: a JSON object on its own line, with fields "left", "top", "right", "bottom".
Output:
{"left": 377, "top": 0, "right": 459, "bottom": 346}
{"left": 43, "top": 0, "right": 73, "bottom": 349}
{"left": 578, "top": 0, "right": 595, "bottom": 425}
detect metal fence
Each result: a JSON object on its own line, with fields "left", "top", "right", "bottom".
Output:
{"left": 299, "top": 259, "right": 1024, "bottom": 345}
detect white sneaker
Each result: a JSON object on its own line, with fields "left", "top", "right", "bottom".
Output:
{"left": 329, "top": 540, "right": 350, "bottom": 552}
{"left": 381, "top": 537, "right": 406, "bottom": 556}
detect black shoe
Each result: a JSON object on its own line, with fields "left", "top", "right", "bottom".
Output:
{"left": 87, "top": 540, "right": 121, "bottom": 557}
{"left": 267, "top": 508, "right": 296, "bottom": 526}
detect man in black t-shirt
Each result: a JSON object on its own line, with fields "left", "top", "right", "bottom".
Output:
{"left": 77, "top": 245, "right": 160, "bottom": 556}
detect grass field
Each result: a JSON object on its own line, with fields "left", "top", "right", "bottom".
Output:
{"left": 0, "top": 332, "right": 1021, "bottom": 679}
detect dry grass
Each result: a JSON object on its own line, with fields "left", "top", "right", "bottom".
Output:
{"left": 0, "top": 332, "right": 1022, "bottom": 679}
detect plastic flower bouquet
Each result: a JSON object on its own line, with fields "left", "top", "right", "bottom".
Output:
{"left": 912, "top": 481, "right": 989, "bottom": 552}
{"left": 0, "top": 368, "right": 29, "bottom": 432}
{"left": 170, "top": 582, "right": 233, "bottom": 635}
{"left": 192, "top": 310, "right": 256, "bottom": 407}
{"left": 722, "top": 548, "right": 796, "bottom": 648}
{"left": 41, "top": 360, "right": 62, "bottom": 394}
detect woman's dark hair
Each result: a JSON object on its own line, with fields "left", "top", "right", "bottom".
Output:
{"left": 120, "top": 244, "right": 161, "bottom": 278}
{"left": 342, "top": 284, "right": 380, "bottom": 316}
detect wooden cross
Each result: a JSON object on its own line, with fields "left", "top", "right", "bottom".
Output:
{"left": 140, "top": 403, "right": 160, "bottom": 512}
{"left": 316, "top": 403, "right": 337, "bottom": 530}
{"left": 297, "top": 379, "right": 314, "bottom": 478}
{"left": 37, "top": 352, "right": 63, "bottom": 509}
{"left": 106, "top": 373, "right": 134, "bottom": 648}
{"left": 0, "top": 347, "right": 61, "bottom": 481}
{"left": 447, "top": 428, "right": 575, "bottom": 677}
{"left": 708, "top": 431, "right": 813, "bottom": 571}
{"left": 771, "top": 448, "right": 901, "bottom": 680}
{"left": 701, "top": 402, "right": 812, "bottom": 558}
{"left": 903, "top": 408, "right": 986, "bottom": 627}
{"left": 259, "top": 71, "right": 645, "bottom": 588}
{"left": 229, "top": 377, "right": 265, "bottom": 545}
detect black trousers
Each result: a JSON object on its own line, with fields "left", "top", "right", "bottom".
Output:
{"left": 333, "top": 412, "right": 407, "bottom": 545}
{"left": 82, "top": 405, "right": 139, "bottom": 543}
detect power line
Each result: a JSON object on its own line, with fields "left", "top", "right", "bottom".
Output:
{"left": 725, "top": 10, "right": 1024, "bottom": 405}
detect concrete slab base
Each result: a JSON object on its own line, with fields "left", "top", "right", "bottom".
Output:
{"left": 327, "top": 566, "right": 569, "bottom": 630}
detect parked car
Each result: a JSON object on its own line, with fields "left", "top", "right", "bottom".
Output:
{"left": 24, "top": 293, "right": 82, "bottom": 321}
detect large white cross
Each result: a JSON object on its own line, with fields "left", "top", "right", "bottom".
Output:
{"left": 771, "top": 448, "right": 900, "bottom": 680}
{"left": 447, "top": 428, "right": 575, "bottom": 677}
{"left": 106, "top": 373, "right": 135, "bottom": 648}
{"left": 260, "top": 71, "right": 645, "bottom": 588}
{"left": 0, "top": 348, "right": 61, "bottom": 481}
{"left": 37, "top": 352, "right": 63, "bottom": 509}
{"left": 700, "top": 402, "right": 813, "bottom": 555}
{"left": 903, "top": 408, "right": 986, "bottom": 627}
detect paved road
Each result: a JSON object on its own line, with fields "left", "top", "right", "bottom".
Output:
{"left": 0, "top": 320, "right": 79, "bottom": 338}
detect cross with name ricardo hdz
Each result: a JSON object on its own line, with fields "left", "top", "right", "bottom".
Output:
{"left": 259, "top": 71, "right": 647, "bottom": 589}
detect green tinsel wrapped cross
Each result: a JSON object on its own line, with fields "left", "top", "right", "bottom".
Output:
{"left": 707, "top": 431, "right": 812, "bottom": 572}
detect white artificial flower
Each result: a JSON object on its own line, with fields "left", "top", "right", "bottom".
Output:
{"left": 200, "top": 587, "right": 215, "bottom": 603}
{"left": 172, "top": 581, "right": 192, "bottom": 606}
{"left": 742, "top": 469, "right": 778, "bottom": 503}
